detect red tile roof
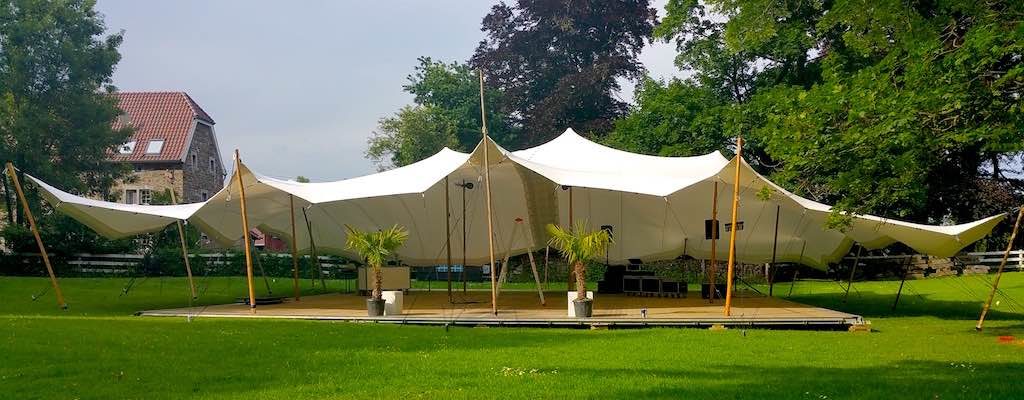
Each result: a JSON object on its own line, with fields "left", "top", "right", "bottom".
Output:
{"left": 109, "top": 92, "right": 215, "bottom": 162}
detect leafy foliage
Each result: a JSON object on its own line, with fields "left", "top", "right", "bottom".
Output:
{"left": 344, "top": 224, "right": 408, "bottom": 299}
{"left": 625, "top": 0, "right": 1024, "bottom": 232}
{"left": 546, "top": 221, "right": 611, "bottom": 300}
{"left": 471, "top": 0, "right": 657, "bottom": 146}
{"left": 366, "top": 58, "right": 513, "bottom": 169}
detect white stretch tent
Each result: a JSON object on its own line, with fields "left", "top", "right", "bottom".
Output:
{"left": 26, "top": 128, "right": 1006, "bottom": 270}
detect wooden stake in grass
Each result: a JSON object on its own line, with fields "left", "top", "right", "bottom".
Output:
{"left": 724, "top": 137, "right": 743, "bottom": 317}
{"left": 168, "top": 189, "right": 197, "bottom": 299}
{"left": 233, "top": 150, "right": 257, "bottom": 313}
{"left": 5, "top": 162, "right": 66, "bottom": 310}
{"left": 478, "top": 68, "right": 498, "bottom": 315}
{"left": 976, "top": 206, "right": 1024, "bottom": 331}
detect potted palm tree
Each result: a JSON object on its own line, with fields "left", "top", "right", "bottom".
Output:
{"left": 546, "top": 221, "right": 612, "bottom": 318}
{"left": 344, "top": 224, "right": 409, "bottom": 316}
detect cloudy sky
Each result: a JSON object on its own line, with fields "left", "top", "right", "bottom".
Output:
{"left": 96, "top": 0, "right": 683, "bottom": 181}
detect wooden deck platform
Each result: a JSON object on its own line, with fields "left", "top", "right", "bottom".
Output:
{"left": 140, "top": 290, "right": 864, "bottom": 329}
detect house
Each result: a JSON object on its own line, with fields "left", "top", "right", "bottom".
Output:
{"left": 108, "top": 92, "right": 226, "bottom": 204}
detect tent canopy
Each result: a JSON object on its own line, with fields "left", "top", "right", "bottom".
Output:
{"left": 27, "top": 128, "right": 1007, "bottom": 269}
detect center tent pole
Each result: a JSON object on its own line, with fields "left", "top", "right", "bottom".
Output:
{"left": 724, "top": 137, "right": 743, "bottom": 317}
{"left": 5, "top": 163, "right": 66, "bottom": 309}
{"left": 461, "top": 180, "right": 469, "bottom": 293}
{"left": 444, "top": 176, "right": 453, "bottom": 303}
{"left": 567, "top": 186, "right": 574, "bottom": 291}
{"left": 168, "top": 189, "right": 197, "bottom": 299}
{"left": 289, "top": 194, "right": 300, "bottom": 301}
{"left": 479, "top": 69, "right": 499, "bottom": 315}
{"left": 768, "top": 204, "right": 779, "bottom": 297}
{"left": 233, "top": 150, "right": 257, "bottom": 313}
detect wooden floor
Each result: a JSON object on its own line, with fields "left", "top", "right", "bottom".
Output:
{"left": 140, "top": 290, "right": 864, "bottom": 328}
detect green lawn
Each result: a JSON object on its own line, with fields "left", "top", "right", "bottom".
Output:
{"left": 1, "top": 273, "right": 1022, "bottom": 399}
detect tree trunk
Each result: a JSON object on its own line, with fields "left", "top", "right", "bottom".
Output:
{"left": 574, "top": 261, "right": 586, "bottom": 301}
{"left": 372, "top": 264, "right": 383, "bottom": 300}
{"left": 1, "top": 176, "right": 14, "bottom": 226}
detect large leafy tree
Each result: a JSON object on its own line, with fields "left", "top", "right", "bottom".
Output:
{"left": 367, "top": 58, "right": 512, "bottom": 170}
{"left": 470, "top": 0, "right": 657, "bottom": 146}
{"left": 0, "top": 0, "right": 131, "bottom": 255}
{"left": 625, "top": 0, "right": 1023, "bottom": 228}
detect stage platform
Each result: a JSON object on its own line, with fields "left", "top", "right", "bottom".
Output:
{"left": 140, "top": 290, "right": 863, "bottom": 329}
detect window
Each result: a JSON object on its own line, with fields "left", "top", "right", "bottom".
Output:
{"left": 200, "top": 190, "right": 209, "bottom": 201}
{"left": 209, "top": 157, "right": 216, "bottom": 173}
{"left": 119, "top": 141, "right": 136, "bottom": 154}
{"left": 145, "top": 139, "right": 164, "bottom": 154}
{"left": 191, "top": 153, "right": 197, "bottom": 169}
{"left": 124, "top": 189, "right": 138, "bottom": 204}
{"left": 139, "top": 189, "right": 152, "bottom": 205}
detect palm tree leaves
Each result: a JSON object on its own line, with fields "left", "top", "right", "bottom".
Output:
{"left": 545, "top": 220, "right": 612, "bottom": 265}
{"left": 343, "top": 224, "right": 409, "bottom": 269}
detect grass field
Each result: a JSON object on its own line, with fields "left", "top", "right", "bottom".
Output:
{"left": 1, "top": 273, "right": 1022, "bottom": 399}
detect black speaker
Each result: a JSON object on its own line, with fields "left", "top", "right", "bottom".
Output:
{"left": 704, "top": 219, "right": 720, "bottom": 240}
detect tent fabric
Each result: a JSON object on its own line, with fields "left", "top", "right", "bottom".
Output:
{"left": 24, "top": 174, "right": 204, "bottom": 239}
{"left": 26, "top": 128, "right": 1007, "bottom": 269}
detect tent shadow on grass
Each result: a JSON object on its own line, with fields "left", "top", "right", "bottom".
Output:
{"left": 786, "top": 291, "right": 1024, "bottom": 321}
{"left": 580, "top": 360, "right": 1024, "bottom": 399}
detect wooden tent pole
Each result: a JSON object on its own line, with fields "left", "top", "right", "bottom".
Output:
{"left": 289, "top": 195, "right": 300, "bottom": 301}
{"left": 892, "top": 256, "right": 910, "bottom": 311}
{"left": 724, "top": 137, "right": 743, "bottom": 316}
{"left": 709, "top": 181, "right": 718, "bottom": 303}
{"left": 461, "top": 180, "right": 468, "bottom": 293}
{"left": 5, "top": 163, "right": 65, "bottom": 309}
{"left": 768, "top": 204, "right": 779, "bottom": 297}
{"left": 788, "top": 240, "right": 805, "bottom": 297}
{"left": 567, "top": 186, "right": 575, "bottom": 291}
{"left": 233, "top": 150, "right": 257, "bottom": 313}
{"left": 842, "top": 245, "right": 863, "bottom": 303}
{"left": 976, "top": 206, "right": 1024, "bottom": 330}
{"left": 169, "top": 189, "right": 197, "bottom": 299}
{"left": 444, "top": 176, "right": 453, "bottom": 303}
{"left": 479, "top": 69, "right": 498, "bottom": 315}
{"left": 528, "top": 249, "right": 545, "bottom": 305}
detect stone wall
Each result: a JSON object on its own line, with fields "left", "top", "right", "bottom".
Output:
{"left": 182, "top": 122, "right": 225, "bottom": 203}
{"left": 111, "top": 164, "right": 183, "bottom": 203}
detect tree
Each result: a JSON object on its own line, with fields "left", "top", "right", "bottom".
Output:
{"left": 0, "top": 0, "right": 132, "bottom": 256}
{"left": 605, "top": 76, "right": 729, "bottom": 157}
{"left": 294, "top": 176, "right": 310, "bottom": 183}
{"left": 624, "top": 0, "right": 1024, "bottom": 228}
{"left": 344, "top": 224, "right": 408, "bottom": 302}
{"left": 0, "top": 0, "right": 130, "bottom": 203}
{"left": 546, "top": 221, "right": 611, "bottom": 303}
{"left": 367, "top": 58, "right": 513, "bottom": 169}
{"left": 471, "top": 0, "right": 657, "bottom": 146}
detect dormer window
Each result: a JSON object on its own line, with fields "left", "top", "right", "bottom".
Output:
{"left": 145, "top": 139, "right": 164, "bottom": 154}
{"left": 119, "top": 141, "right": 136, "bottom": 154}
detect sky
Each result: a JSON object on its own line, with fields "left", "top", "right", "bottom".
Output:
{"left": 96, "top": 0, "right": 683, "bottom": 181}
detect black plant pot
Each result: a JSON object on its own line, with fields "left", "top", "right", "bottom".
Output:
{"left": 367, "top": 298, "right": 385, "bottom": 317}
{"left": 573, "top": 298, "right": 593, "bottom": 318}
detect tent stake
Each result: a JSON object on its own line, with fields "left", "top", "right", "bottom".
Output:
{"left": 233, "top": 150, "right": 257, "bottom": 313}
{"left": 709, "top": 181, "right": 718, "bottom": 303}
{"left": 5, "top": 163, "right": 65, "bottom": 309}
{"left": 768, "top": 204, "right": 779, "bottom": 297}
{"left": 444, "top": 176, "right": 453, "bottom": 303}
{"left": 976, "top": 206, "right": 1024, "bottom": 330}
{"left": 479, "top": 69, "right": 498, "bottom": 315}
{"left": 724, "top": 137, "right": 743, "bottom": 317}
{"left": 842, "top": 245, "right": 863, "bottom": 303}
{"left": 168, "top": 189, "right": 197, "bottom": 299}
{"left": 289, "top": 195, "right": 300, "bottom": 301}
